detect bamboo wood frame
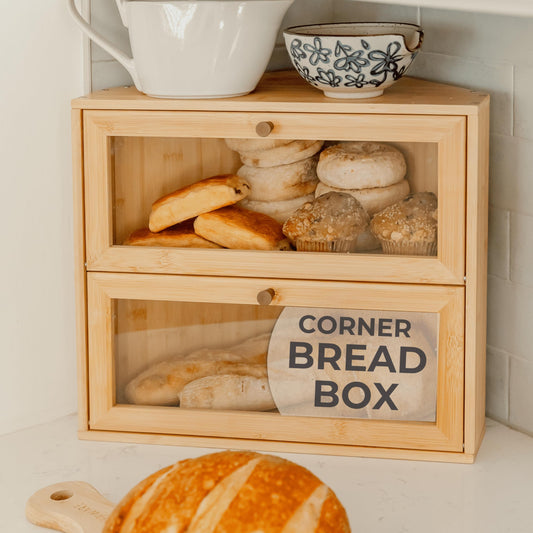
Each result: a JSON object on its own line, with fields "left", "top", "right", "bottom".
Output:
{"left": 87, "top": 273, "right": 464, "bottom": 453}
{"left": 83, "top": 110, "right": 466, "bottom": 284}
{"left": 72, "top": 73, "right": 490, "bottom": 462}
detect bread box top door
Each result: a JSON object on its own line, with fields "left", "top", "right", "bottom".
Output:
{"left": 73, "top": 72, "right": 489, "bottom": 285}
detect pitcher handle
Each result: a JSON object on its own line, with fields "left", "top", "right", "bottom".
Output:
{"left": 66, "top": 0, "right": 140, "bottom": 90}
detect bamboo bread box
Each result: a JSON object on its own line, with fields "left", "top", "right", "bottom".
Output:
{"left": 72, "top": 71, "right": 489, "bottom": 463}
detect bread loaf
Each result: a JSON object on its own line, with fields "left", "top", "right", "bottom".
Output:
{"left": 103, "top": 451, "right": 351, "bottom": 533}
{"left": 179, "top": 374, "right": 275, "bottom": 411}
{"left": 148, "top": 174, "right": 251, "bottom": 232}
{"left": 125, "top": 334, "right": 271, "bottom": 406}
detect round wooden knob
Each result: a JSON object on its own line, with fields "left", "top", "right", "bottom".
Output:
{"left": 255, "top": 121, "right": 274, "bottom": 137}
{"left": 257, "top": 288, "right": 276, "bottom": 305}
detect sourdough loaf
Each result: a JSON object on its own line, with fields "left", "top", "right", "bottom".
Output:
{"left": 102, "top": 451, "right": 351, "bottom": 533}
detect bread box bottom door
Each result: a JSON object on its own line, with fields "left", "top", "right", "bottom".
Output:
{"left": 86, "top": 272, "right": 464, "bottom": 454}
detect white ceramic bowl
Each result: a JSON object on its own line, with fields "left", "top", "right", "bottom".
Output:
{"left": 283, "top": 22, "right": 423, "bottom": 99}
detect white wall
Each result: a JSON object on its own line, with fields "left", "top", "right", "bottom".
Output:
{"left": 0, "top": 1, "right": 84, "bottom": 434}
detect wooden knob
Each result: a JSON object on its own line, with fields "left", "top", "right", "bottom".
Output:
{"left": 255, "top": 121, "right": 274, "bottom": 137}
{"left": 257, "top": 288, "right": 276, "bottom": 305}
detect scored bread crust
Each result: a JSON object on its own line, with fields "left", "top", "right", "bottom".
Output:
{"left": 194, "top": 205, "right": 291, "bottom": 250}
{"left": 123, "top": 222, "right": 221, "bottom": 248}
{"left": 102, "top": 451, "right": 351, "bottom": 533}
{"left": 148, "top": 174, "right": 251, "bottom": 232}
{"left": 102, "top": 465, "right": 173, "bottom": 533}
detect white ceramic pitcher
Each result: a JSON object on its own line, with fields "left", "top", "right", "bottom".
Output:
{"left": 67, "top": 0, "right": 293, "bottom": 98}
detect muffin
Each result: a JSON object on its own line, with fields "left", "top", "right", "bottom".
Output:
{"left": 370, "top": 192, "right": 438, "bottom": 255}
{"left": 282, "top": 191, "right": 369, "bottom": 253}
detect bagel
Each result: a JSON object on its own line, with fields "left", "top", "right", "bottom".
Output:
{"left": 315, "top": 179, "right": 410, "bottom": 216}
{"left": 317, "top": 141, "right": 406, "bottom": 189}
{"left": 240, "top": 140, "right": 324, "bottom": 168}
{"left": 239, "top": 194, "right": 315, "bottom": 224}
{"left": 237, "top": 155, "right": 319, "bottom": 201}
{"left": 225, "top": 138, "right": 293, "bottom": 152}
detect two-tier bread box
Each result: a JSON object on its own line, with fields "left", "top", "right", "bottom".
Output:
{"left": 71, "top": 71, "right": 489, "bottom": 463}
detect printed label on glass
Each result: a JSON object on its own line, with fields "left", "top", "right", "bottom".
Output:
{"left": 268, "top": 308, "right": 439, "bottom": 421}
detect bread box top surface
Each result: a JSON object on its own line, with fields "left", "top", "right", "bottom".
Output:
{"left": 72, "top": 70, "right": 488, "bottom": 116}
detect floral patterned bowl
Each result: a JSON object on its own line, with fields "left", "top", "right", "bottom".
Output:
{"left": 283, "top": 22, "right": 423, "bottom": 99}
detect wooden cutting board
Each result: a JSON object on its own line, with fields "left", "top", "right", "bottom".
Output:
{"left": 26, "top": 482, "right": 114, "bottom": 532}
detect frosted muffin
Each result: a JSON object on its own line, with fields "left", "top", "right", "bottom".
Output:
{"left": 370, "top": 192, "right": 438, "bottom": 255}
{"left": 282, "top": 191, "right": 369, "bottom": 253}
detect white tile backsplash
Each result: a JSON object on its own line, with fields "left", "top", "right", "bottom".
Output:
{"left": 488, "top": 207, "right": 510, "bottom": 279}
{"left": 91, "top": 59, "right": 133, "bottom": 92}
{"left": 514, "top": 65, "right": 533, "bottom": 141}
{"left": 486, "top": 347, "right": 509, "bottom": 423}
{"left": 332, "top": 0, "right": 419, "bottom": 22}
{"left": 89, "top": 0, "right": 131, "bottom": 63}
{"left": 509, "top": 357, "right": 533, "bottom": 436}
{"left": 487, "top": 276, "right": 533, "bottom": 363}
{"left": 420, "top": 8, "right": 533, "bottom": 68}
{"left": 510, "top": 212, "right": 533, "bottom": 288}
{"left": 86, "top": 0, "right": 533, "bottom": 435}
{"left": 408, "top": 52, "right": 513, "bottom": 136}
{"left": 489, "top": 134, "right": 533, "bottom": 217}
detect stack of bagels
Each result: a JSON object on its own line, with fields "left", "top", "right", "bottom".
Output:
{"left": 315, "top": 141, "right": 411, "bottom": 251}
{"left": 225, "top": 138, "right": 324, "bottom": 224}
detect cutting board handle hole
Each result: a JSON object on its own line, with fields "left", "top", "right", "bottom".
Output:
{"left": 50, "top": 490, "right": 74, "bottom": 501}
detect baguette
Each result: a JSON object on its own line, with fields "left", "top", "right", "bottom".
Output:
{"left": 125, "top": 334, "right": 271, "bottom": 406}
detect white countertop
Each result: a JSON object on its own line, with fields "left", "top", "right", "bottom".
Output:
{"left": 2, "top": 415, "right": 532, "bottom": 532}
